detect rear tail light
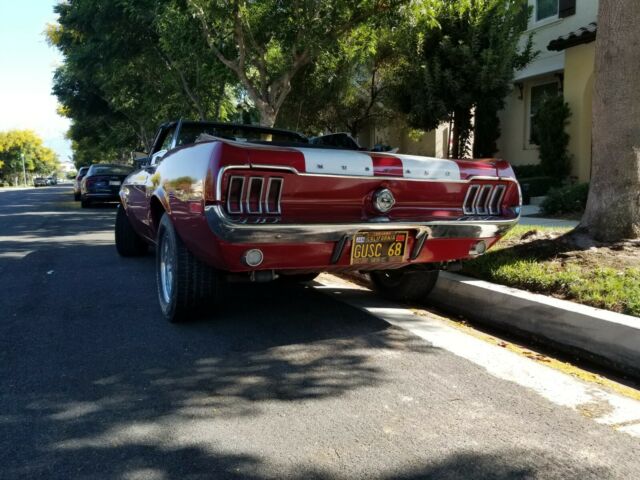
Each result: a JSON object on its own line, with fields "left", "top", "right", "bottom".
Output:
{"left": 227, "top": 176, "right": 245, "bottom": 214}
{"left": 265, "top": 178, "right": 283, "bottom": 214}
{"left": 246, "top": 177, "right": 264, "bottom": 214}
{"left": 225, "top": 174, "right": 283, "bottom": 215}
{"left": 463, "top": 183, "right": 507, "bottom": 216}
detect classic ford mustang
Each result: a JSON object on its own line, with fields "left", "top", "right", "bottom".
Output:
{"left": 116, "top": 120, "right": 520, "bottom": 322}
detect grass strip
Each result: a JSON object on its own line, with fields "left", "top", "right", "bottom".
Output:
{"left": 463, "top": 226, "right": 640, "bottom": 317}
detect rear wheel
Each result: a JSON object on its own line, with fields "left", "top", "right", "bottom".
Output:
{"left": 115, "top": 204, "right": 148, "bottom": 257}
{"left": 80, "top": 197, "right": 91, "bottom": 208}
{"left": 370, "top": 268, "right": 439, "bottom": 302}
{"left": 156, "top": 213, "right": 221, "bottom": 323}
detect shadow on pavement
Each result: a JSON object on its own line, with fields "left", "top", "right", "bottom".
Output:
{"left": 0, "top": 237, "right": 436, "bottom": 478}
{"left": 0, "top": 186, "right": 619, "bottom": 479}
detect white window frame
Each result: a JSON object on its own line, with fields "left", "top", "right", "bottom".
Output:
{"left": 525, "top": 79, "right": 561, "bottom": 149}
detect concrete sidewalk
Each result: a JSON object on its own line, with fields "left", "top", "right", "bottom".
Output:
{"left": 519, "top": 204, "right": 580, "bottom": 228}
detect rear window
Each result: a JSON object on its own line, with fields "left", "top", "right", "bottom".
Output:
{"left": 89, "top": 165, "right": 133, "bottom": 175}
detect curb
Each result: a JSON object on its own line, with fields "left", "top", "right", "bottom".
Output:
{"left": 344, "top": 271, "right": 640, "bottom": 377}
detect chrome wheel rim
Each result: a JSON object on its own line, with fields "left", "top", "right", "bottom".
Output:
{"left": 160, "top": 233, "right": 174, "bottom": 304}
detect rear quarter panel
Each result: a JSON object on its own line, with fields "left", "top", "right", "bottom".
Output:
{"left": 154, "top": 142, "right": 222, "bottom": 260}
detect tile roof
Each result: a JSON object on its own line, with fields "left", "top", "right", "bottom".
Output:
{"left": 547, "top": 22, "right": 597, "bottom": 51}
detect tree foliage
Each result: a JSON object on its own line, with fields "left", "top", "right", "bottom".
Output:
{"left": 391, "top": 0, "right": 534, "bottom": 158}
{"left": 49, "top": 0, "right": 236, "bottom": 168}
{"left": 278, "top": 17, "right": 401, "bottom": 137}
{"left": 0, "top": 130, "right": 60, "bottom": 185}
{"left": 51, "top": 0, "right": 535, "bottom": 164}
{"left": 185, "top": 0, "right": 408, "bottom": 127}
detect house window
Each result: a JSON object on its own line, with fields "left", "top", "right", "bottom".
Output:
{"left": 536, "top": 0, "right": 558, "bottom": 21}
{"left": 528, "top": 82, "right": 559, "bottom": 145}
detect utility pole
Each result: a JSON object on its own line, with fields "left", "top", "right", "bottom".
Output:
{"left": 21, "top": 151, "right": 27, "bottom": 186}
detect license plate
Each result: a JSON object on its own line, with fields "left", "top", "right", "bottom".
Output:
{"left": 350, "top": 231, "right": 408, "bottom": 265}
{"left": 109, "top": 180, "right": 121, "bottom": 186}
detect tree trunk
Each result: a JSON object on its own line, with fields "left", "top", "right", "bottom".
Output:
{"left": 451, "top": 112, "right": 460, "bottom": 159}
{"left": 257, "top": 105, "right": 277, "bottom": 128}
{"left": 580, "top": 0, "right": 640, "bottom": 241}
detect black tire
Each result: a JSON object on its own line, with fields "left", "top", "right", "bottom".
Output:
{"left": 370, "top": 268, "right": 440, "bottom": 302}
{"left": 278, "top": 273, "right": 319, "bottom": 283}
{"left": 74, "top": 192, "right": 80, "bottom": 201}
{"left": 80, "top": 197, "right": 91, "bottom": 208}
{"left": 156, "top": 213, "right": 221, "bottom": 323}
{"left": 115, "top": 204, "right": 148, "bottom": 257}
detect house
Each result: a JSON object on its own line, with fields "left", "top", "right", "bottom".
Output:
{"left": 497, "top": 0, "right": 598, "bottom": 182}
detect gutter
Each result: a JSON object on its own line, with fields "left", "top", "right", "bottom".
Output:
{"left": 344, "top": 271, "right": 640, "bottom": 378}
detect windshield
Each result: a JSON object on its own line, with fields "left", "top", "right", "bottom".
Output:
{"left": 89, "top": 165, "right": 133, "bottom": 176}
{"left": 175, "top": 122, "right": 309, "bottom": 148}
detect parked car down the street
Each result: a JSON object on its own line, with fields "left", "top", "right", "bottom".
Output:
{"left": 115, "top": 120, "right": 522, "bottom": 323}
{"left": 73, "top": 167, "right": 89, "bottom": 201}
{"left": 33, "top": 177, "right": 48, "bottom": 187}
{"left": 80, "top": 164, "right": 133, "bottom": 208}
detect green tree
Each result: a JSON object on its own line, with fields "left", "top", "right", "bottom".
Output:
{"left": 392, "top": 0, "right": 534, "bottom": 158}
{"left": 186, "top": 0, "right": 406, "bottom": 127}
{"left": 279, "top": 21, "right": 399, "bottom": 137}
{"left": 49, "top": 0, "right": 236, "bottom": 165}
{"left": 0, "top": 130, "right": 60, "bottom": 185}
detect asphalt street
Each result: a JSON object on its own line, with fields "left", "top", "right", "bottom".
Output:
{"left": 1, "top": 186, "right": 639, "bottom": 480}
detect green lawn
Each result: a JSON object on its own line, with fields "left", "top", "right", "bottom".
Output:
{"left": 462, "top": 226, "right": 640, "bottom": 317}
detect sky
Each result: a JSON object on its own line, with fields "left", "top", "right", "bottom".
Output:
{"left": 0, "top": 0, "right": 72, "bottom": 166}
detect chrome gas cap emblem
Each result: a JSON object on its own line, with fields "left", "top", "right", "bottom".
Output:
{"left": 373, "top": 188, "right": 396, "bottom": 213}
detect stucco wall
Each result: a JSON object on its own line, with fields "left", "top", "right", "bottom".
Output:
{"left": 564, "top": 42, "right": 595, "bottom": 182}
{"left": 497, "top": 87, "right": 539, "bottom": 166}
{"left": 497, "top": 1, "right": 598, "bottom": 173}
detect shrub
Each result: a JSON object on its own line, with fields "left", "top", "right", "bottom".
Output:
{"left": 533, "top": 95, "right": 572, "bottom": 179}
{"left": 541, "top": 183, "right": 589, "bottom": 215}
{"left": 519, "top": 175, "right": 562, "bottom": 199}
{"left": 512, "top": 164, "right": 545, "bottom": 178}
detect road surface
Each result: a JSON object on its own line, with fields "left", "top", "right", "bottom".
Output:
{"left": 1, "top": 186, "right": 639, "bottom": 479}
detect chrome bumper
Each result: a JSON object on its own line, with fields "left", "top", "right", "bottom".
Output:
{"left": 204, "top": 205, "right": 520, "bottom": 244}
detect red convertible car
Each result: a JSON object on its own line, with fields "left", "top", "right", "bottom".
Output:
{"left": 116, "top": 120, "right": 521, "bottom": 322}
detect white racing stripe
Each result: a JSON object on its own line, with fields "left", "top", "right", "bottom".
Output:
{"left": 393, "top": 154, "right": 461, "bottom": 180}
{"left": 297, "top": 148, "right": 374, "bottom": 177}
{"left": 295, "top": 148, "right": 461, "bottom": 180}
